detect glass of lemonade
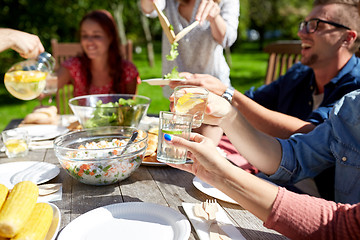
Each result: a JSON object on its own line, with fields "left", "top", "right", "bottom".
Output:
{"left": 2, "top": 128, "right": 30, "bottom": 158}
{"left": 4, "top": 52, "right": 55, "bottom": 100}
{"left": 157, "top": 111, "right": 193, "bottom": 164}
{"left": 174, "top": 86, "right": 209, "bottom": 128}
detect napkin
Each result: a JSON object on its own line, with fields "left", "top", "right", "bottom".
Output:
{"left": 30, "top": 140, "right": 54, "bottom": 150}
{"left": 182, "top": 202, "right": 246, "bottom": 240}
{"left": 38, "top": 184, "right": 63, "bottom": 203}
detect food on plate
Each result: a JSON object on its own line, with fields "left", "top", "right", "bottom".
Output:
{"left": 67, "top": 120, "right": 83, "bottom": 131}
{"left": 60, "top": 138, "right": 144, "bottom": 185}
{"left": 12, "top": 202, "right": 53, "bottom": 240}
{"left": 0, "top": 182, "right": 54, "bottom": 239}
{"left": 143, "top": 129, "right": 162, "bottom": 164}
{"left": 0, "top": 185, "right": 8, "bottom": 211}
{"left": 23, "top": 106, "right": 58, "bottom": 124}
{"left": 83, "top": 98, "right": 146, "bottom": 128}
{"left": 0, "top": 181, "right": 38, "bottom": 238}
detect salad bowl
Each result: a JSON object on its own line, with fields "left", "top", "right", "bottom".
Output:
{"left": 53, "top": 126, "right": 148, "bottom": 185}
{"left": 69, "top": 94, "right": 151, "bottom": 129}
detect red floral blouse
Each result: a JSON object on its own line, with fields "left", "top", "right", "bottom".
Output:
{"left": 62, "top": 57, "right": 140, "bottom": 97}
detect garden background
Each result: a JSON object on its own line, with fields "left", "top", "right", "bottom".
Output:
{"left": 0, "top": 0, "right": 313, "bottom": 130}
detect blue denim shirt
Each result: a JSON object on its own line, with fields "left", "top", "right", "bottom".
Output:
{"left": 271, "top": 90, "right": 360, "bottom": 204}
{"left": 245, "top": 55, "right": 360, "bottom": 125}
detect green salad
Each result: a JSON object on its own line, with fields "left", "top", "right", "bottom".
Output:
{"left": 84, "top": 98, "right": 146, "bottom": 128}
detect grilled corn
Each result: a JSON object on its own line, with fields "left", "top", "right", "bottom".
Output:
{"left": 0, "top": 185, "right": 8, "bottom": 211}
{"left": 0, "top": 181, "right": 38, "bottom": 238}
{"left": 12, "top": 202, "right": 53, "bottom": 240}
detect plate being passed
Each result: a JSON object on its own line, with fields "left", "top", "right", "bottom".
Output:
{"left": 0, "top": 161, "right": 60, "bottom": 189}
{"left": 20, "top": 125, "right": 69, "bottom": 141}
{"left": 142, "top": 78, "right": 185, "bottom": 86}
{"left": 58, "top": 202, "right": 191, "bottom": 240}
{"left": 193, "top": 176, "right": 238, "bottom": 204}
{"left": 46, "top": 203, "right": 61, "bottom": 240}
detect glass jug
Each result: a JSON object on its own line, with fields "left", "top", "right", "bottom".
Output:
{"left": 4, "top": 52, "right": 56, "bottom": 100}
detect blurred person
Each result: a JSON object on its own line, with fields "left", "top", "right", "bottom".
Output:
{"left": 170, "top": 0, "right": 360, "bottom": 200}
{"left": 164, "top": 127, "right": 360, "bottom": 239}
{"left": 57, "top": 10, "right": 140, "bottom": 97}
{"left": 140, "top": 0, "right": 239, "bottom": 144}
{"left": 0, "top": 28, "right": 44, "bottom": 58}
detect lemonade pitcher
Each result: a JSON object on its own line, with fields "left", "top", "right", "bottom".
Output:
{"left": 4, "top": 52, "right": 56, "bottom": 100}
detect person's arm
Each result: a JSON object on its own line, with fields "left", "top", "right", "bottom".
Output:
{"left": 56, "top": 66, "right": 73, "bottom": 90}
{"left": 169, "top": 74, "right": 315, "bottom": 139}
{"left": 166, "top": 133, "right": 360, "bottom": 239}
{"left": 265, "top": 187, "right": 360, "bottom": 239}
{"left": 166, "top": 132, "right": 279, "bottom": 221}
{"left": 0, "top": 28, "right": 44, "bottom": 58}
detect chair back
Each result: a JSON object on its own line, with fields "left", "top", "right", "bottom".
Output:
{"left": 263, "top": 40, "right": 302, "bottom": 85}
{"left": 51, "top": 38, "right": 133, "bottom": 114}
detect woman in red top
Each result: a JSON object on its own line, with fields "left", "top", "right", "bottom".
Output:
{"left": 57, "top": 10, "right": 140, "bottom": 97}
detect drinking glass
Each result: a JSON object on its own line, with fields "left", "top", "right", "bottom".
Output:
{"left": 174, "top": 86, "right": 209, "bottom": 128}
{"left": 2, "top": 128, "right": 30, "bottom": 158}
{"left": 157, "top": 111, "right": 193, "bottom": 164}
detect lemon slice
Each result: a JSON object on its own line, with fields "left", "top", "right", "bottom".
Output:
{"left": 175, "top": 93, "right": 204, "bottom": 114}
{"left": 5, "top": 139, "right": 28, "bottom": 153}
{"left": 5, "top": 70, "right": 47, "bottom": 83}
{"left": 162, "top": 129, "right": 183, "bottom": 134}
{"left": 148, "top": 127, "right": 159, "bottom": 135}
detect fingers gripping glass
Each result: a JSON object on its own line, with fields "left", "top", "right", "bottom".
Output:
{"left": 299, "top": 18, "right": 351, "bottom": 33}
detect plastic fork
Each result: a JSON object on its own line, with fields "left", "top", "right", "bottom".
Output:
{"left": 204, "top": 199, "right": 218, "bottom": 220}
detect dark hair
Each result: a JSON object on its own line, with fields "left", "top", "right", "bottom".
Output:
{"left": 79, "top": 9, "right": 125, "bottom": 93}
{"left": 313, "top": 0, "right": 360, "bottom": 53}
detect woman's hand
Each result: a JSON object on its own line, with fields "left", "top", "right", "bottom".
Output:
{"left": 165, "top": 132, "right": 232, "bottom": 185}
{"left": 195, "top": 0, "right": 221, "bottom": 25}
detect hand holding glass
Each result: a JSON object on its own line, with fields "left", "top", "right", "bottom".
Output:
{"left": 174, "top": 86, "right": 209, "bottom": 128}
{"left": 157, "top": 111, "right": 193, "bottom": 164}
{"left": 2, "top": 128, "right": 30, "bottom": 158}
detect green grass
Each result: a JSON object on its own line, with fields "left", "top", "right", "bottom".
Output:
{"left": 0, "top": 43, "right": 268, "bottom": 131}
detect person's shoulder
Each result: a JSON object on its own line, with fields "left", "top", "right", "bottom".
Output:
{"left": 120, "top": 60, "right": 138, "bottom": 70}
{"left": 62, "top": 56, "right": 81, "bottom": 67}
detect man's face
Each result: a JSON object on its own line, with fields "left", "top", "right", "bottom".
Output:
{"left": 298, "top": 4, "right": 349, "bottom": 68}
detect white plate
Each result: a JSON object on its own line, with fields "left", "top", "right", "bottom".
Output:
{"left": 20, "top": 125, "right": 69, "bottom": 141}
{"left": 46, "top": 203, "right": 61, "bottom": 240}
{"left": 0, "top": 161, "right": 60, "bottom": 189}
{"left": 58, "top": 202, "right": 191, "bottom": 240}
{"left": 193, "top": 177, "right": 238, "bottom": 204}
{"left": 142, "top": 78, "right": 185, "bottom": 86}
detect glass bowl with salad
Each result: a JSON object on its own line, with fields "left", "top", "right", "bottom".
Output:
{"left": 54, "top": 126, "right": 148, "bottom": 185}
{"left": 69, "top": 94, "right": 151, "bottom": 129}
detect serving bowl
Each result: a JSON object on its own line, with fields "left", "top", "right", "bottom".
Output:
{"left": 69, "top": 94, "right": 151, "bottom": 129}
{"left": 53, "top": 126, "right": 148, "bottom": 185}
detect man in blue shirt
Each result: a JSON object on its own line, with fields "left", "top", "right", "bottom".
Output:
{"left": 169, "top": 0, "right": 360, "bottom": 200}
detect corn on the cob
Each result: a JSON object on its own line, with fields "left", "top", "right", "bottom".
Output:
{"left": 0, "top": 181, "right": 38, "bottom": 238}
{"left": 0, "top": 185, "right": 8, "bottom": 211}
{"left": 11, "top": 202, "right": 53, "bottom": 240}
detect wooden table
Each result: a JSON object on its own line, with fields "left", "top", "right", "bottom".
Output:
{"left": 1, "top": 119, "right": 288, "bottom": 240}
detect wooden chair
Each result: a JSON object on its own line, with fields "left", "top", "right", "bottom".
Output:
{"left": 51, "top": 38, "right": 133, "bottom": 114}
{"left": 263, "top": 40, "right": 302, "bottom": 85}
